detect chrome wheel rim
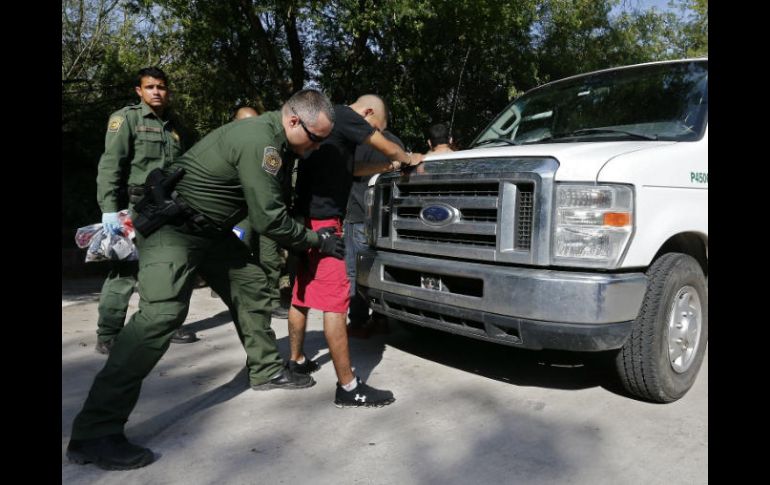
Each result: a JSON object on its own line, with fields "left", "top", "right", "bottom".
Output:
{"left": 667, "top": 285, "right": 702, "bottom": 373}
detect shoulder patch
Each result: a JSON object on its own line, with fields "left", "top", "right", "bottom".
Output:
{"left": 107, "top": 116, "right": 125, "bottom": 133}
{"left": 262, "top": 146, "right": 282, "bottom": 176}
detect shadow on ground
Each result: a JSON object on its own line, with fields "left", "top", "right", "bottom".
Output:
{"left": 182, "top": 310, "right": 233, "bottom": 333}
{"left": 130, "top": 367, "right": 250, "bottom": 443}
{"left": 383, "top": 318, "right": 627, "bottom": 397}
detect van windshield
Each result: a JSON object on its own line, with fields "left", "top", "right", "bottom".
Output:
{"left": 473, "top": 60, "right": 708, "bottom": 146}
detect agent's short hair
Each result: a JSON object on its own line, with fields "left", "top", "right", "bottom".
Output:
{"left": 136, "top": 67, "right": 168, "bottom": 86}
{"left": 283, "top": 89, "right": 335, "bottom": 125}
{"left": 429, "top": 123, "right": 451, "bottom": 146}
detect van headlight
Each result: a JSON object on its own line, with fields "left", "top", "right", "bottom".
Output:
{"left": 552, "top": 184, "right": 633, "bottom": 268}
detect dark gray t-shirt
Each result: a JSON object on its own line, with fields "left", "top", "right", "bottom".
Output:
{"left": 296, "top": 105, "right": 375, "bottom": 219}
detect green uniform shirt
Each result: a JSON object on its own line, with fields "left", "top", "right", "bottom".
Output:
{"left": 96, "top": 101, "right": 189, "bottom": 212}
{"left": 171, "top": 111, "right": 319, "bottom": 250}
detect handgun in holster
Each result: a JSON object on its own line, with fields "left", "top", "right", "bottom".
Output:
{"left": 132, "top": 167, "right": 186, "bottom": 237}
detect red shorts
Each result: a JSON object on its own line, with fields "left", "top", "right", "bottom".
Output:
{"left": 291, "top": 218, "right": 350, "bottom": 313}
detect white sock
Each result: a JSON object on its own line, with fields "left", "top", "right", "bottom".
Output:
{"left": 341, "top": 377, "right": 359, "bottom": 392}
{"left": 295, "top": 356, "right": 306, "bottom": 364}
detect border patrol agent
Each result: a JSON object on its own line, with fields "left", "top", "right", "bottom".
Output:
{"left": 95, "top": 66, "right": 196, "bottom": 354}
{"left": 68, "top": 89, "right": 343, "bottom": 470}
{"left": 229, "top": 106, "right": 292, "bottom": 320}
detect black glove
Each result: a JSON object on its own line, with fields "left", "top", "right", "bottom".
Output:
{"left": 316, "top": 226, "right": 345, "bottom": 259}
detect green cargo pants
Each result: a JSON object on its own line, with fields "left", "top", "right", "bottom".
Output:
{"left": 237, "top": 219, "right": 283, "bottom": 310}
{"left": 71, "top": 224, "right": 284, "bottom": 440}
{"left": 96, "top": 260, "right": 138, "bottom": 342}
{"left": 257, "top": 234, "right": 282, "bottom": 309}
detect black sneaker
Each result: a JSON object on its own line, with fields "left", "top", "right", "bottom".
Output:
{"left": 67, "top": 433, "right": 155, "bottom": 470}
{"left": 334, "top": 378, "right": 395, "bottom": 408}
{"left": 287, "top": 358, "right": 320, "bottom": 375}
{"left": 251, "top": 367, "right": 315, "bottom": 390}
{"left": 95, "top": 339, "right": 114, "bottom": 355}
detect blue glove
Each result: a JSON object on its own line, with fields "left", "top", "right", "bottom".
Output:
{"left": 101, "top": 212, "right": 123, "bottom": 236}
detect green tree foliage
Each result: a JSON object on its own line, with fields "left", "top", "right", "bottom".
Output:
{"left": 61, "top": 0, "right": 707, "bottom": 246}
{"left": 155, "top": 0, "right": 314, "bottom": 131}
{"left": 310, "top": 0, "right": 541, "bottom": 149}
{"left": 674, "top": 0, "right": 708, "bottom": 57}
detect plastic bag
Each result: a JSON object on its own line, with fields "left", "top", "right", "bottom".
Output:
{"left": 74, "top": 224, "right": 103, "bottom": 249}
{"left": 74, "top": 210, "right": 138, "bottom": 262}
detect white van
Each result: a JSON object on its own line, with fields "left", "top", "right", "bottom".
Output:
{"left": 359, "top": 58, "right": 708, "bottom": 402}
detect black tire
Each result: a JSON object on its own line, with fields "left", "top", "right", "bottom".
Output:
{"left": 615, "top": 253, "right": 708, "bottom": 403}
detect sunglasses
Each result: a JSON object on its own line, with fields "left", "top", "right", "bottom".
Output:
{"left": 291, "top": 106, "right": 327, "bottom": 143}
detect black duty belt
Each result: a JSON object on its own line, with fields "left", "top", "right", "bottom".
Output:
{"left": 171, "top": 192, "right": 227, "bottom": 236}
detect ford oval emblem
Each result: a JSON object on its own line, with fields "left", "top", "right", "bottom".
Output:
{"left": 419, "top": 204, "right": 457, "bottom": 226}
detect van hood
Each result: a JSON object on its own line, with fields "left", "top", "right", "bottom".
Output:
{"left": 423, "top": 141, "right": 677, "bottom": 181}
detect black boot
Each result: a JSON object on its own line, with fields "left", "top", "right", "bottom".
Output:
{"left": 67, "top": 434, "right": 155, "bottom": 470}
{"left": 251, "top": 367, "right": 315, "bottom": 390}
{"left": 170, "top": 327, "right": 198, "bottom": 344}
